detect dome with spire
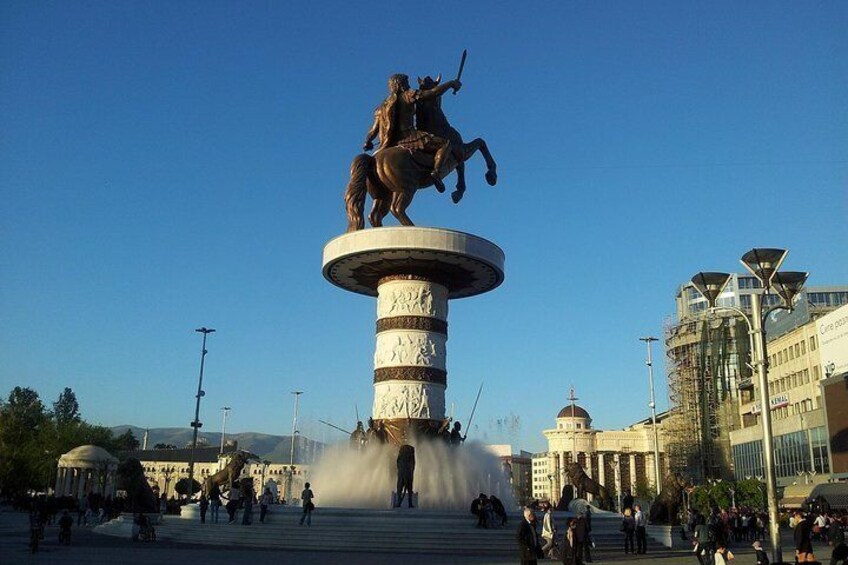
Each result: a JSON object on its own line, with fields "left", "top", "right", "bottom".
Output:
{"left": 556, "top": 405, "right": 591, "bottom": 420}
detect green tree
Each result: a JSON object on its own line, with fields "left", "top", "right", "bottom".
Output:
{"left": 154, "top": 443, "right": 177, "bottom": 449}
{"left": 0, "top": 386, "right": 122, "bottom": 495}
{"left": 115, "top": 429, "right": 140, "bottom": 451}
{"left": 0, "top": 387, "right": 49, "bottom": 494}
{"left": 53, "top": 387, "right": 81, "bottom": 426}
{"left": 174, "top": 477, "right": 202, "bottom": 498}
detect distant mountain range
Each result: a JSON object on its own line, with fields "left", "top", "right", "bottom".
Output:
{"left": 111, "top": 425, "right": 323, "bottom": 464}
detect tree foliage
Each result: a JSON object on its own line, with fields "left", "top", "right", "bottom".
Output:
{"left": 53, "top": 387, "right": 81, "bottom": 426}
{"left": 0, "top": 386, "right": 123, "bottom": 496}
{"left": 115, "top": 429, "right": 140, "bottom": 451}
{"left": 688, "top": 479, "right": 766, "bottom": 514}
{"left": 174, "top": 477, "right": 201, "bottom": 497}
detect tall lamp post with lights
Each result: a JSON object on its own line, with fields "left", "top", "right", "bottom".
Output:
{"left": 188, "top": 327, "right": 215, "bottom": 502}
{"left": 287, "top": 391, "right": 303, "bottom": 503}
{"left": 639, "top": 336, "right": 663, "bottom": 495}
{"left": 690, "top": 248, "right": 808, "bottom": 564}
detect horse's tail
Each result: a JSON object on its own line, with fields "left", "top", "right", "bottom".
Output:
{"left": 345, "top": 153, "right": 374, "bottom": 232}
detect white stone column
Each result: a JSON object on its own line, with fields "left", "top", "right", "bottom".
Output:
{"left": 54, "top": 468, "right": 64, "bottom": 495}
{"left": 614, "top": 454, "right": 622, "bottom": 506}
{"left": 559, "top": 451, "right": 567, "bottom": 493}
{"left": 372, "top": 278, "right": 448, "bottom": 434}
{"left": 598, "top": 453, "right": 606, "bottom": 488}
{"left": 646, "top": 453, "right": 657, "bottom": 491}
{"left": 629, "top": 454, "right": 637, "bottom": 493}
{"left": 71, "top": 469, "right": 80, "bottom": 499}
{"left": 584, "top": 453, "right": 594, "bottom": 502}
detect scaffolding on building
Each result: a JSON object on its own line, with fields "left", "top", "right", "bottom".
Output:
{"left": 664, "top": 313, "right": 750, "bottom": 483}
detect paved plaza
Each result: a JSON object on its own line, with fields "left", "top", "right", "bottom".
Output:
{"left": 2, "top": 506, "right": 838, "bottom": 565}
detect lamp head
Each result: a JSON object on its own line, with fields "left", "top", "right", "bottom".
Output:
{"left": 772, "top": 271, "right": 808, "bottom": 308}
{"left": 690, "top": 272, "right": 732, "bottom": 308}
{"left": 740, "top": 248, "right": 787, "bottom": 289}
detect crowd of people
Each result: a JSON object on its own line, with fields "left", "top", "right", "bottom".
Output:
{"left": 513, "top": 495, "right": 848, "bottom": 565}
{"left": 686, "top": 505, "right": 848, "bottom": 565}
{"left": 469, "top": 493, "right": 508, "bottom": 529}
{"left": 195, "top": 479, "right": 316, "bottom": 527}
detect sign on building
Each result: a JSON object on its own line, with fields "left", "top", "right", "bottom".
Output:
{"left": 750, "top": 393, "right": 790, "bottom": 415}
{"left": 817, "top": 303, "right": 848, "bottom": 379}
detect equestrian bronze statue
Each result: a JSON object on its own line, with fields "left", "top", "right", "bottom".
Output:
{"left": 345, "top": 54, "right": 498, "bottom": 231}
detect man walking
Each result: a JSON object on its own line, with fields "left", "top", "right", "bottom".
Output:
{"left": 517, "top": 507, "right": 543, "bottom": 565}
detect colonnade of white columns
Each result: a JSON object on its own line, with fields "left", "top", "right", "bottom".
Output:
{"left": 54, "top": 466, "right": 115, "bottom": 498}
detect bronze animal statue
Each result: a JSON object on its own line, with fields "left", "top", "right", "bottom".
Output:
{"left": 345, "top": 68, "right": 498, "bottom": 231}
{"left": 116, "top": 458, "right": 158, "bottom": 513}
{"left": 649, "top": 472, "right": 689, "bottom": 525}
{"left": 565, "top": 462, "right": 613, "bottom": 510}
{"left": 203, "top": 451, "right": 258, "bottom": 495}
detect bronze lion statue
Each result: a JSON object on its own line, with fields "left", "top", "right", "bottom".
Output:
{"left": 116, "top": 458, "right": 158, "bottom": 513}
{"left": 649, "top": 472, "right": 689, "bottom": 524}
{"left": 564, "top": 462, "right": 613, "bottom": 510}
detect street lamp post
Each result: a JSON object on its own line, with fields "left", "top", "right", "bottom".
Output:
{"left": 639, "top": 336, "right": 663, "bottom": 495}
{"left": 188, "top": 327, "right": 215, "bottom": 502}
{"left": 287, "top": 391, "right": 303, "bottom": 502}
{"left": 220, "top": 406, "right": 231, "bottom": 455}
{"left": 690, "top": 247, "right": 808, "bottom": 564}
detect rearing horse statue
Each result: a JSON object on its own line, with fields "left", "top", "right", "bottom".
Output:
{"left": 344, "top": 73, "right": 498, "bottom": 232}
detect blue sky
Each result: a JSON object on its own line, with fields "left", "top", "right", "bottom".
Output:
{"left": 2, "top": 2, "right": 846, "bottom": 453}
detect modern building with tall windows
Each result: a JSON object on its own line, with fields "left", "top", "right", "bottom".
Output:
{"left": 731, "top": 301, "right": 848, "bottom": 493}
{"left": 665, "top": 276, "right": 848, "bottom": 483}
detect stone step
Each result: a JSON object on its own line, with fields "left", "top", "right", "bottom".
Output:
{"left": 96, "top": 509, "right": 668, "bottom": 555}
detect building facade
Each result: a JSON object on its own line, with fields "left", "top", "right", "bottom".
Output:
{"left": 665, "top": 277, "right": 848, "bottom": 482}
{"left": 530, "top": 403, "right": 668, "bottom": 507}
{"left": 125, "top": 446, "right": 311, "bottom": 502}
{"left": 730, "top": 302, "right": 848, "bottom": 487}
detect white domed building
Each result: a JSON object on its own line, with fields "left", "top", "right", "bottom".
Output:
{"left": 531, "top": 398, "right": 670, "bottom": 506}
{"left": 55, "top": 445, "right": 119, "bottom": 499}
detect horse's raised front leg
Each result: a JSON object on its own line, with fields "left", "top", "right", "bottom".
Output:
{"left": 460, "top": 139, "right": 498, "bottom": 188}
{"left": 390, "top": 190, "right": 415, "bottom": 226}
{"left": 475, "top": 138, "right": 497, "bottom": 186}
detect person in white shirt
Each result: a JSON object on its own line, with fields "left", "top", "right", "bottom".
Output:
{"left": 634, "top": 504, "right": 647, "bottom": 554}
{"left": 541, "top": 504, "right": 556, "bottom": 558}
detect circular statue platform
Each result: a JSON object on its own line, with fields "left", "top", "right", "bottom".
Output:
{"left": 322, "top": 227, "right": 504, "bottom": 444}
{"left": 322, "top": 227, "right": 504, "bottom": 299}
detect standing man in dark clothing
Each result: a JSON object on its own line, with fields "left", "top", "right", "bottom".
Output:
{"left": 199, "top": 493, "right": 209, "bottom": 524}
{"left": 794, "top": 511, "right": 814, "bottom": 562}
{"left": 829, "top": 513, "right": 848, "bottom": 565}
{"left": 622, "top": 490, "right": 634, "bottom": 514}
{"left": 574, "top": 512, "right": 590, "bottom": 564}
{"left": 517, "top": 507, "right": 543, "bottom": 565}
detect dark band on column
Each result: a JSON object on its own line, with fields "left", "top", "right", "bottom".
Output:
{"left": 378, "top": 274, "right": 441, "bottom": 286}
{"left": 376, "top": 316, "right": 447, "bottom": 335}
{"left": 374, "top": 367, "right": 447, "bottom": 386}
